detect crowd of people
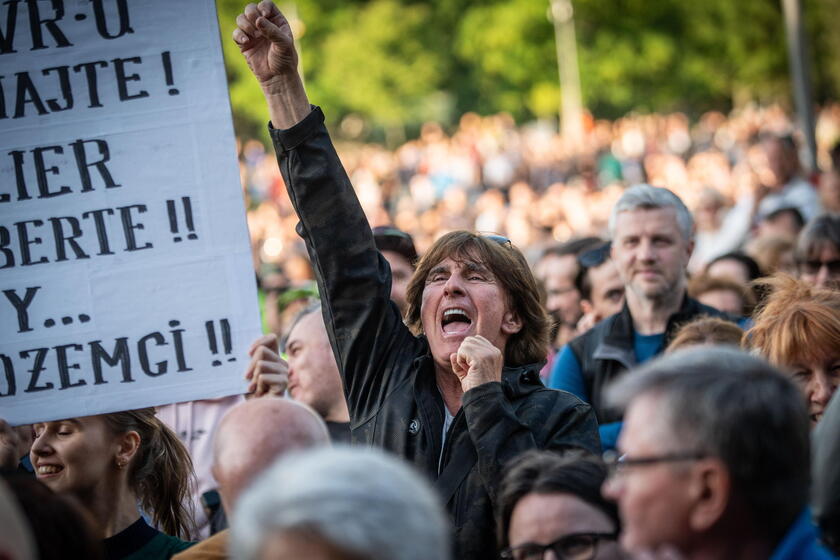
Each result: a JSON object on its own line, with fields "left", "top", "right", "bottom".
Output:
{"left": 244, "top": 86, "right": 840, "bottom": 305}
{"left": 3, "top": 1, "right": 840, "bottom": 559}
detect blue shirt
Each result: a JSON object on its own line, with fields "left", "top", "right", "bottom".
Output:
{"left": 633, "top": 331, "right": 665, "bottom": 362}
{"left": 548, "top": 332, "right": 665, "bottom": 450}
{"left": 770, "top": 509, "right": 835, "bottom": 560}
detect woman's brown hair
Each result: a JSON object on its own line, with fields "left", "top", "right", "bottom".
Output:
{"left": 102, "top": 408, "right": 196, "bottom": 539}
{"left": 744, "top": 274, "right": 840, "bottom": 368}
{"left": 666, "top": 316, "right": 744, "bottom": 353}
{"left": 405, "top": 231, "right": 550, "bottom": 366}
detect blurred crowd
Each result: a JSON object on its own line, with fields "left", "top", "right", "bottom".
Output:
{"left": 244, "top": 102, "right": 840, "bottom": 305}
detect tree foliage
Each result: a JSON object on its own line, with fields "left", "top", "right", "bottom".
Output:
{"left": 216, "top": 0, "right": 839, "bottom": 141}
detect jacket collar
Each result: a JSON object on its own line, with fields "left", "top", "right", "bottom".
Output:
{"left": 595, "top": 293, "right": 705, "bottom": 366}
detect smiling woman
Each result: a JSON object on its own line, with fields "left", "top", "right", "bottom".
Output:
{"left": 29, "top": 409, "right": 196, "bottom": 559}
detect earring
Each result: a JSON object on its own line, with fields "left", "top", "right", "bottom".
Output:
{"left": 116, "top": 459, "right": 126, "bottom": 469}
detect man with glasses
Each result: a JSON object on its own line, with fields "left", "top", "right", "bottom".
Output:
{"left": 497, "top": 450, "right": 623, "bottom": 560}
{"left": 602, "top": 347, "right": 831, "bottom": 559}
{"left": 796, "top": 213, "right": 840, "bottom": 290}
{"left": 233, "top": 4, "right": 599, "bottom": 558}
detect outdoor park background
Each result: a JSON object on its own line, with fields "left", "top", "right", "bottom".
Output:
{"left": 213, "top": 0, "right": 840, "bottom": 329}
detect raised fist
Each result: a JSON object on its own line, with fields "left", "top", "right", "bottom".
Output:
{"left": 233, "top": 1, "right": 299, "bottom": 89}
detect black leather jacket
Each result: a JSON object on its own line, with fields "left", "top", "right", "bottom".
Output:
{"left": 569, "top": 296, "right": 730, "bottom": 423}
{"left": 269, "top": 107, "right": 600, "bottom": 560}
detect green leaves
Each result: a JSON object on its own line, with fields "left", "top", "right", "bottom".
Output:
{"left": 217, "top": 0, "right": 839, "bottom": 141}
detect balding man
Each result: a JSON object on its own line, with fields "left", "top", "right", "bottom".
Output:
{"left": 173, "top": 397, "right": 330, "bottom": 560}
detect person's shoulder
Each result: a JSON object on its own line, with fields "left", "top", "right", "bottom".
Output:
{"left": 135, "top": 532, "right": 194, "bottom": 560}
{"left": 569, "top": 311, "right": 622, "bottom": 352}
{"left": 171, "top": 530, "right": 227, "bottom": 560}
{"left": 523, "top": 379, "right": 593, "bottom": 413}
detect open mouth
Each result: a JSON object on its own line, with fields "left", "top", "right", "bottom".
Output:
{"left": 37, "top": 465, "right": 63, "bottom": 476}
{"left": 442, "top": 308, "right": 472, "bottom": 335}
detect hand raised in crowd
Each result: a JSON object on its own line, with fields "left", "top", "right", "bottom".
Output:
{"left": 450, "top": 335, "right": 504, "bottom": 393}
{"left": 245, "top": 334, "right": 289, "bottom": 397}
{"left": 0, "top": 419, "right": 31, "bottom": 471}
{"left": 234, "top": 1, "right": 310, "bottom": 130}
{"left": 233, "top": 1, "right": 298, "bottom": 88}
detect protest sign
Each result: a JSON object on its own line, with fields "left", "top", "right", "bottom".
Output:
{"left": 0, "top": 0, "right": 262, "bottom": 424}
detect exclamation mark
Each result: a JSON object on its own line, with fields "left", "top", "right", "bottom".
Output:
{"left": 161, "top": 51, "right": 179, "bottom": 95}
{"left": 167, "top": 199, "right": 181, "bottom": 242}
{"left": 166, "top": 197, "right": 198, "bottom": 242}
{"left": 181, "top": 196, "right": 198, "bottom": 240}
{"left": 220, "top": 319, "right": 235, "bottom": 362}
{"left": 206, "top": 320, "right": 221, "bottom": 366}
{"left": 206, "top": 319, "right": 236, "bottom": 367}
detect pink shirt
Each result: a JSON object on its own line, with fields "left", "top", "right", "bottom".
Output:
{"left": 157, "top": 396, "right": 244, "bottom": 538}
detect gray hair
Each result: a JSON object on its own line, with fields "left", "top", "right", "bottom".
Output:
{"left": 796, "top": 213, "right": 840, "bottom": 260}
{"left": 231, "top": 446, "right": 452, "bottom": 560}
{"left": 608, "top": 184, "right": 694, "bottom": 241}
{"left": 606, "top": 346, "right": 809, "bottom": 540}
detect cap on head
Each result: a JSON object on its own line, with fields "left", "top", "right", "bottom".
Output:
{"left": 373, "top": 226, "right": 418, "bottom": 265}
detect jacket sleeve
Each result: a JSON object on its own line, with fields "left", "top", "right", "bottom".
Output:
{"left": 269, "top": 107, "right": 422, "bottom": 422}
{"left": 461, "top": 382, "right": 600, "bottom": 505}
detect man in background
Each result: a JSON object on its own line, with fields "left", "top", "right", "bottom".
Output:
{"left": 603, "top": 347, "right": 830, "bottom": 559}
{"left": 283, "top": 303, "right": 350, "bottom": 442}
{"left": 174, "top": 397, "right": 330, "bottom": 559}
{"left": 573, "top": 241, "right": 625, "bottom": 335}
{"left": 373, "top": 226, "right": 418, "bottom": 316}
{"left": 534, "top": 237, "right": 603, "bottom": 348}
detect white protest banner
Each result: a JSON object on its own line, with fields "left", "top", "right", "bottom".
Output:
{"left": 0, "top": 0, "right": 262, "bottom": 424}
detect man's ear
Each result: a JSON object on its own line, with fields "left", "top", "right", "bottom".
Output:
{"left": 580, "top": 299, "right": 594, "bottom": 316}
{"left": 688, "top": 458, "right": 730, "bottom": 533}
{"left": 115, "top": 430, "right": 141, "bottom": 468}
{"left": 685, "top": 236, "right": 695, "bottom": 261}
{"left": 502, "top": 310, "right": 523, "bottom": 335}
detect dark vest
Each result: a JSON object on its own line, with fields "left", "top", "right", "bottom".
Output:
{"left": 568, "top": 296, "right": 731, "bottom": 423}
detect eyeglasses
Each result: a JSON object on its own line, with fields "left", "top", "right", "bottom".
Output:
{"left": 500, "top": 532, "right": 618, "bottom": 560}
{"left": 578, "top": 242, "right": 611, "bottom": 268}
{"left": 602, "top": 449, "right": 707, "bottom": 478}
{"left": 798, "top": 259, "right": 840, "bottom": 276}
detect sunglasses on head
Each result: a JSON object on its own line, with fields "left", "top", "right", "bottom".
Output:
{"left": 578, "top": 241, "right": 611, "bottom": 268}
{"left": 477, "top": 232, "right": 512, "bottom": 248}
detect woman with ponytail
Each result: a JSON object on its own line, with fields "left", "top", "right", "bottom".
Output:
{"left": 29, "top": 408, "right": 196, "bottom": 559}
